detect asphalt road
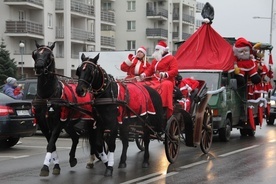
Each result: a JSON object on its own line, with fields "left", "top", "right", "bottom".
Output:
{"left": 1, "top": 124, "right": 276, "bottom": 184}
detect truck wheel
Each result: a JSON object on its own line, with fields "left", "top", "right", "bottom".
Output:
{"left": 240, "top": 129, "right": 247, "bottom": 136}
{"left": 0, "top": 137, "right": 20, "bottom": 148}
{"left": 218, "top": 119, "right": 231, "bottom": 142}
{"left": 247, "top": 129, "right": 255, "bottom": 136}
{"left": 267, "top": 116, "right": 275, "bottom": 125}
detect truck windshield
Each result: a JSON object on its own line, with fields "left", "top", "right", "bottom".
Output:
{"left": 179, "top": 72, "right": 220, "bottom": 91}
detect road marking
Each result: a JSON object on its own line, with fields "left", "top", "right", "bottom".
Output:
{"left": 218, "top": 145, "right": 259, "bottom": 157}
{"left": 179, "top": 160, "right": 208, "bottom": 169}
{"left": 120, "top": 172, "right": 163, "bottom": 184}
{"left": 136, "top": 172, "right": 178, "bottom": 184}
{"left": 0, "top": 155, "right": 29, "bottom": 159}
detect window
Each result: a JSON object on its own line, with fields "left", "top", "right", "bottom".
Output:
{"left": 48, "top": 13, "right": 53, "bottom": 28}
{"left": 18, "top": 10, "right": 25, "bottom": 21}
{"left": 127, "top": 21, "right": 136, "bottom": 31}
{"left": 103, "top": 2, "right": 112, "bottom": 11}
{"left": 127, "top": 1, "right": 136, "bottom": 11}
{"left": 127, "top": 41, "right": 136, "bottom": 50}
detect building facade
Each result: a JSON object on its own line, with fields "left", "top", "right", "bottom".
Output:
{"left": 1, "top": 0, "right": 203, "bottom": 78}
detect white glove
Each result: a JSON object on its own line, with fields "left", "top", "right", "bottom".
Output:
{"left": 140, "top": 73, "right": 146, "bottom": 81}
{"left": 159, "top": 72, "right": 167, "bottom": 79}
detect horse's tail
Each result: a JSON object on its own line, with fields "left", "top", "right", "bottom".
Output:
{"left": 143, "top": 85, "right": 164, "bottom": 131}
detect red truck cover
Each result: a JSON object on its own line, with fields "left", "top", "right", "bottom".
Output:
{"left": 175, "top": 23, "right": 235, "bottom": 72}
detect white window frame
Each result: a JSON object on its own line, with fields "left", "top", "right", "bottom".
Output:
{"left": 127, "top": 21, "right": 136, "bottom": 31}
{"left": 127, "top": 40, "right": 136, "bottom": 50}
{"left": 127, "top": 1, "right": 136, "bottom": 11}
{"left": 47, "top": 13, "right": 53, "bottom": 29}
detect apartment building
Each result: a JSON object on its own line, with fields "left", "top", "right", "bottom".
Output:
{"left": 1, "top": 0, "right": 203, "bottom": 78}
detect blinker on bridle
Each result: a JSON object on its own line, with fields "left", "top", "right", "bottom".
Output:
{"left": 78, "top": 60, "right": 108, "bottom": 95}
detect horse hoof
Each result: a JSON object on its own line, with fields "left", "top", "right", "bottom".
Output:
{"left": 142, "top": 162, "right": 149, "bottom": 168}
{"left": 70, "top": 158, "right": 77, "bottom": 167}
{"left": 104, "top": 166, "right": 113, "bottom": 177}
{"left": 86, "top": 163, "right": 94, "bottom": 169}
{"left": 118, "top": 162, "right": 126, "bottom": 168}
{"left": 52, "top": 164, "right": 61, "bottom": 175}
{"left": 39, "top": 165, "right": 49, "bottom": 177}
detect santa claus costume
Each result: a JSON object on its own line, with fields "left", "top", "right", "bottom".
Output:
{"left": 120, "top": 46, "right": 150, "bottom": 79}
{"left": 233, "top": 37, "right": 261, "bottom": 87}
{"left": 140, "top": 41, "right": 178, "bottom": 118}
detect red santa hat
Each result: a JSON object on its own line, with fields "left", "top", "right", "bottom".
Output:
{"left": 155, "top": 40, "right": 169, "bottom": 52}
{"left": 136, "top": 46, "right": 147, "bottom": 67}
{"left": 234, "top": 37, "right": 252, "bottom": 49}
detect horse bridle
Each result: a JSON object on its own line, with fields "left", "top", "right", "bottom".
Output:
{"left": 78, "top": 60, "right": 110, "bottom": 95}
{"left": 33, "top": 47, "right": 54, "bottom": 76}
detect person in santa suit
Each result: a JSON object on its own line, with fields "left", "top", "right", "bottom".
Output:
{"left": 233, "top": 37, "right": 261, "bottom": 87}
{"left": 140, "top": 40, "right": 178, "bottom": 118}
{"left": 177, "top": 77, "right": 199, "bottom": 112}
{"left": 120, "top": 46, "right": 150, "bottom": 79}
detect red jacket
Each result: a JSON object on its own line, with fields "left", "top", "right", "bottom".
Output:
{"left": 121, "top": 57, "right": 150, "bottom": 79}
{"left": 143, "top": 54, "right": 178, "bottom": 83}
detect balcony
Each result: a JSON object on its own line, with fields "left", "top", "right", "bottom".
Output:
{"left": 172, "top": 32, "right": 191, "bottom": 41}
{"left": 5, "top": 20, "right": 43, "bottom": 36}
{"left": 146, "top": 28, "right": 168, "bottom": 39}
{"left": 146, "top": 7, "right": 168, "bottom": 21}
{"left": 71, "top": 0, "right": 95, "bottom": 16}
{"left": 101, "top": 11, "right": 115, "bottom": 24}
{"left": 4, "top": 0, "right": 43, "bottom": 9}
{"left": 72, "top": 28, "right": 95, "bottom": 42}
{"left": 101, "top": 36, "right": 115, "bottom": 47}
{"left": 173, "top": 13, "right": 195, "bottom": 24}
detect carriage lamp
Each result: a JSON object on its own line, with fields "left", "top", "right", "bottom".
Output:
{"left": 19, "top": 42, "right": 25, "bottom": 79}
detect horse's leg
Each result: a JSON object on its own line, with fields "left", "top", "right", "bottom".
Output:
{"left": 104, "top": 129, "right": 117, "bottom": 177}
{"left": 40, "top": 123, "right": 62, "bottom": 176}
{"left": 118, "top": 124, "right": 129, "bottom": 168}
{"left": 86, "top": 123, "right": 98, "bottom": 169}
{"left": 142, "top": 126, "right": 150, "bottom": 168}
{"left": 65, "top": 123, "right": 79, "bottom": 167}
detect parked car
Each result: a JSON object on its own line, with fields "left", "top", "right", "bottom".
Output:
{"left": 0, "top": 92, "right": 36, "bottom": 148}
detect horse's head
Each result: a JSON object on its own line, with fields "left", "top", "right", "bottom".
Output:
{"left": 32, "top": 41, "right": 56, "bottom": 75}
{"left": 76, "top": 53, "right": 100, "bottom": 97}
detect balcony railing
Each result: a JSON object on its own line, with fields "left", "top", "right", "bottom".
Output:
{"left": 172, "top": 32, "right": 191, "bottom": 40}
{"left": 146, "top": 8, "right": 168, "bottom": 19}
{"left": 5, "top": 20, "right": 43, "bottom": 35}
{"left": 71, "top": 27, "right": 95, "bottom": 42}
{"left": 101, "top": 36, "right": 115, "bottom": 47}
{"left": 101, "top": 11, "right": 115, "bottom": 23}
{"left": 183, "top": 14, "right": 195, "bottom": 24}
{"left": 55, "top": 0, "right": 63, "bottom": 10}
{"left": 4, "top": 0, "right": 43, "bottom": 7}
{"left": 146, "top": 28, "right": 168, "bottom": 38}
{"left": 71, "top": 0, "right": 94, "bottom": 16}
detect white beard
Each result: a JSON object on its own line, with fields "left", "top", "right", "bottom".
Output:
{"left": 152, "top": 49, "right": 163, "bottom": 61}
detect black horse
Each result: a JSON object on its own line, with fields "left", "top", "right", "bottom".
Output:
{"left": 32, "top": 41, "right": 98, "bottom": 177}
{"left": 75, "top": 53, "right": 164, "bottom": 176}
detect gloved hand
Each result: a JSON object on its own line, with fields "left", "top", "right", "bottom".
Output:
{"left": 159, "top": 72, "right": 167, "bottom": 79}
{"left": 128, "top": 54, "right": 134, "bottom": 61}
{"left": 140, "top": 73, "right": 146, "bottom": 81}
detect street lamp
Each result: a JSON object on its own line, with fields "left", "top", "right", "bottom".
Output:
{"left": 252, "top": 0, "right": 274, "bottom": 44}
{"left": 19, "top": 42, "right": 25, "bottom": 79}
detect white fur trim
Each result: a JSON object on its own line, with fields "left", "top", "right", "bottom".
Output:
{"left": 124, "top": 58, "right": 133, "bottom": 66}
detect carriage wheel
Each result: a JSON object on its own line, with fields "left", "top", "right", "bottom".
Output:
{"left": 165, "top": 115, "right": 180, "bottom": 163}
{"left": 135, "top": 135, "right": 145, "bottom": 151}
{"left": 200, "top": 105, "right": 213, "bottom": 154}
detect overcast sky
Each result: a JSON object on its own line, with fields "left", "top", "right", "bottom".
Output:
{"left": 198, "top": 0, "right": 275, "bottom": 65}
{"left": 198, "top": 0, "right": 273, "bottom": 43}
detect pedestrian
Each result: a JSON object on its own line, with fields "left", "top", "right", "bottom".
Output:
{"left": 120, "top": 46, "right": 150, "bottom": 79}
{"left": 3, "top": 77, "right": 24, "bottom": 99}
{"left": 140, "top": 40, "right": 178, "bottom": 118}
